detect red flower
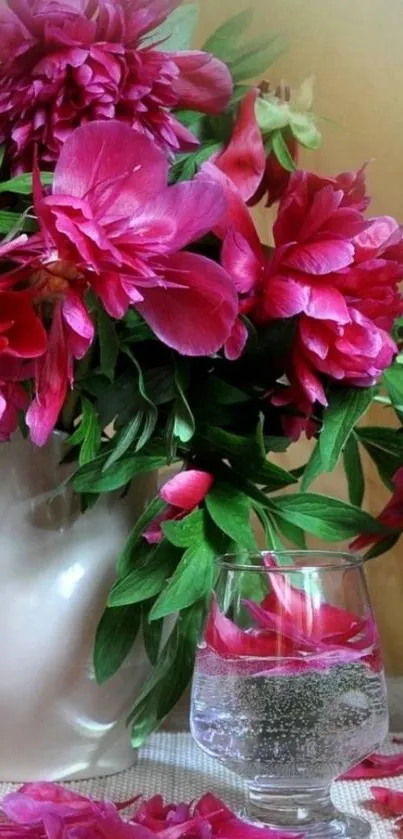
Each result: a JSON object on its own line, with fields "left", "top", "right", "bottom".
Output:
{"left": 26, "top": 297, "right": 94, "bottom": 447}
{"left": 252, "top": 134, "right": 299, "bottom": 208}
{"left": 351, "top": 466, "right": 403, "bottom": 554}
{"left": 0, "top": 290, "right": 47, "bottom": 359}
{"left": 0, "top": 358, "right": 33, "bottom": 441}
{"left": 204, "top": 162, "right": 403, "bottom": 421}
{"left": 144, "top": 470, "right": 214, "bottom": 544}
{"left": 0, "top": 0, "right": 232, "bottom": 171}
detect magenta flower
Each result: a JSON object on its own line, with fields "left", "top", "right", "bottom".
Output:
{"left": 6, "top": 120, "right": 239, "bottom": 445}
{"left": 0, "top": 0, "right": 232, "bottom": 172}
{"left": 204, "top": 162, "right": 403, "bottom": 422}
{"left": 32, "top": 121, "right": 238, "bottom": 357}
{"left": 26, "top": 296, "right": 94, "bottom": 446}
{"left": 144, "top": 470, "right": 214, "bottom": 544}
{"left": 0, "top": 358, "right": 33, "bottom": 441}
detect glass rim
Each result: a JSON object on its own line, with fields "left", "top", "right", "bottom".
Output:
{"left": 215, "top": 550, "right": 364, "bottom": 573}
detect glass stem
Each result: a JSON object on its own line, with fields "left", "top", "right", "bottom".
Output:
{"left": 245, "top": 784, "right": 338, "bottom": 832}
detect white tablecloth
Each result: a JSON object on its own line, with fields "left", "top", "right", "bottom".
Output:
{"left": 1, "top": 734, "right": 403, "bottom": 836}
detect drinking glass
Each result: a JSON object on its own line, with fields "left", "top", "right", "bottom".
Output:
{"left": 190, "top": 551, "right": 389, "bottom": 838}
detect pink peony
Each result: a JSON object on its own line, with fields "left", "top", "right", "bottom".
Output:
{"left": 0, "top": 0, "right": 232, "bottom": 172}
{"left": 204, "top": 162, "right": 403, "bottom": 422}
{"left": 0, "top": 358, "right": 34, "bottom": 441}
{"left": 144, "top": 470, "right": 214, "bottom": 543}
{"left": 0, "top": 289, "right": 47, "bottom": 359}
{"left": 3, "top": 120, "right": 238, "bottom": 445}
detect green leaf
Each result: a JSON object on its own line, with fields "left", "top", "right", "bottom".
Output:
{"left": 229, "top": 36, "right": 286, "bottom": 82}
{"left": 255, "top": 97, "right": 290, "bottom": 132}
{"left": 205, "top": 481, "right": 257, "bottom": 550}
{"left": 343, "top": 433, "right": 365, "bottom": 507}
{"left": 130, "top": 602, "right": 203, "bottom": 746}
{"left": 0, "top": 146, "right": 5, "bottom": 168}
{"left": 142, "top": 604, "right": 163, "bottom": 665}
{"left": 78, "top": 398, "right": 101, "bottom": 466}
{"left": 149, "top": 540, "right": 214, "bottom": 620}
{"left": 144, "top": 3, "right": 199, "bottom": 51}
{"left": 0, "top": 210, "right": 36, "bottom": 234}
{"left": 199, "top": 426, "right": 296, "bottom": 490}
{"left": 94, "top": 605, "right": 141, "bottom": 684}
{"left": 356, "top": 427, "right": 403, "bottom": 491}
{"left": 122, "top": 309, "right": 155, "bottom": 343}
{"left": 203, "top": 9, "right": 253, "bottom": 61}
{"left": 170, "top": 141, "right": 223, "bottom": 184}
{"left": 271, "top": 129, "right": 297, "bottom": 172}
{"left": 269, "top": 493, "right": 388, "bottom": 541}
{"left": 163, "top": 508, "right": 205, "bottom": 548}
{"left": 384, "top": 365, "right": 403, "bottom": 420}
{"left": 102, "top": 413, "right": 145, "bottom": 471}
{"left": 97, "top": 306, "right": 118, "bottom": 382}
{"left": 123, "top": 349, "right": 158, "bottom": 452}
{"left": 300, "top": 441, "right": 323, "bottom": 491}
{"left": 290, "top": 112, "right": 322, "bottom": 149}
{"left": 116, "top": 496, "right": 164, "bottom": 577}
{"left": 203, "top": 377, "right": 250, "bottom": 405}
{"left": 364, "top": 534, "right": 401, "bottom": 560}
{"left": 319, "top": 387, "right": 374, "bottom": 472}
{"left": 0, "top": 171, "right": 53, "bottom": 194}
{"left": 73, "top": 450, "right": 167, "bottom": 493}
{"left": 275, "top": 516, "right": 307, "bottom": 548}
{"left": 173, "top": 361, "right": 195, "bottom": 443}
{"left": 109, "top": 540, "right": 181, "bottom": 607}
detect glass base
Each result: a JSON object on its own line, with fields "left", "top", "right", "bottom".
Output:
{"left": 242, "top": 787, "right": 371, "bottom": 838}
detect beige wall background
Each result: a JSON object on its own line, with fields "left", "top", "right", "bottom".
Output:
{"left": 197, "top": 0, "right": 403, "bottom": 673}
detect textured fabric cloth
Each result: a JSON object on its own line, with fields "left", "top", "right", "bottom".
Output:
{"left": 0, "top": 733, "right": 402, "bottom": 836}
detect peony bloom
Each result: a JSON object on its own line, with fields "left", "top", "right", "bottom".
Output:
{"left": 3, "top": 120, "right": 238, "bottom": 445}
{"left": 0, "top": 358, "right": 34, "bottom": 441}
{"left": 0, "top": 290, "right": 47, "bottom": 360}
{"left": 26, "top": 297, "right": 94, "bottom": 447}
{"left": 0, "top": 0, "right": 232, "bottom": 172}
{"left": 351, "top": 466, "right": 403, "bottom": 554}
{"left": 144, "top": 470, "right": 214, "bottom": 544}
{"left": 205, "top": 162, "right": 403, "bottom": 422}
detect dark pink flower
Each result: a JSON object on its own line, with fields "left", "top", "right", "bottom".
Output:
{"left": 340, "top": 753, "right": 403, "bottom": 780}
{"left": 26, "top": 295, "right": 94, "bottom": 446}
{"left": 144, "top": 470, "right": 214, "bottom": 544}
{"left": 0, "top": 358, "right": 33, "bottom": 441}
{"left": 0, "top": 0, "right": 232, "bottom": 171}
{"left": 205, "top": 162, "right": 402, "bottom": 420}
{"left": 0, "top": 289, "right": 47, "bottom": 360}
{"left": 28, "top": 120, "right": 238, "bottom": 358}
